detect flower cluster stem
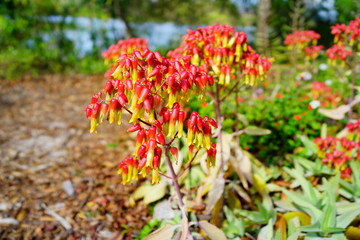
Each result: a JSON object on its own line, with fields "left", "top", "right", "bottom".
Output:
{"left": 215, "top": 84, "right": 225, "bottom": 178}
{"left": 164, "top": 146, "right": 192, "bottom": 240}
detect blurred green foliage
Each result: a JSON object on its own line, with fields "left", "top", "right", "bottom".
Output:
{"left": 0, "top": 0, "right": 103, "bottom": 79}
{"left": 0, "top": 0, "right": 358, "bottom": 80}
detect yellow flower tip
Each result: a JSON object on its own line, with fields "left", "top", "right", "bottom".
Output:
{"left": 151, "top": 170, "right": 160, "bottom": 184}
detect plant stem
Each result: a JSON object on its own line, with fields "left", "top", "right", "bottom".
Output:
{"left": 164, "top": 146, "right": 192, "bottom": 239}
{"left": 215, "top": 84, "right": 225, "bottom": 178}
{"left": 235, "top": 91, "right": 240, "bottom": 146}
{"left": 176, "top": 149, "right": 200, "bottom": 180}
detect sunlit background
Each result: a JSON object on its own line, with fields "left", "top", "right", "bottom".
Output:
{"left": 1, "top": 0, "right": 359, "bottom": 80}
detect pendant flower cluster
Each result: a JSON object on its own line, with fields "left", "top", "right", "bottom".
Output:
{"left": 85, "top": 48, "right": 217, "bottom": 184}
{"left": 325, "top": 45, "right": 352, "bottom": 66}
{"left": 167, "top": 24, "right": 271, "bottom": 86}
{"left": 284, "top": 30, "right": 321, "bottom": 49}
{"left": 102, "top": 38, "right": 149, "bottom": 65}
{"left": 327, "top": 18, "right": 359, "bottom": 66}
{"left": 284, "top": 30, "right": 323, "bottom": 62}
{"left": 331, "top": 18, "right": 360, "bottom": 49}
{"left": 304, "top": 45, "right": 323, "bottom": 61}
{"left": 314, "top": 120, "right": 360, "bottom": 179}
{"left": 310, "top": 81, "right": 342, "bottom": 108}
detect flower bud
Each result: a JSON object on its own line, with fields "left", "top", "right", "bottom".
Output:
{"left": 148, "top": 126, "right": 157, "bottom": 140}
{"left": 153, "top": 120, "right": 163, "bottom": 131}
{"left": 118, "top": 93, "right": 128, "bottom": 106}
{"left": 137, "top": 144, "right": 147, "bottom": 157}
{"left": 85, "top": 106, "right": 92, "bottom": 119}
{"left": 99, "top": 103, "right": 109, "bottom": 121}
{"left": 208, "top": 119, "right": 218, "bottom": 128}
{"left": 138, "top": 87, "right": 150, "bottom": 104}
{"left": 170, "top": 147, "right": 179, "bottom": 163}
{"left": 104, "top": 81, "right": 114, "bottom": 95}
{"left": 91, "top": 94, "right": 99, "bottom": 104}
{"left": 156, "top": 132, "right": 166, "bottom": 145}
{"left": 128, "top": 123, "right": 142, "bottom": 132}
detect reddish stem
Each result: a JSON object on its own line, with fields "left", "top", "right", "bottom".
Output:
{"left": 176, "top": 149, "right": 200, "bottom": 180}
{"left": 164, "top": 146, "right": 192, "bottom": 239}
{"left": 215, "top": 84, "right": 225, "bottom": 177}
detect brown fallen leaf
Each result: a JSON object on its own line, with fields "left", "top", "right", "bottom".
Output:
{"left": 16, "top": 209, "right": 28, "bottom": 221}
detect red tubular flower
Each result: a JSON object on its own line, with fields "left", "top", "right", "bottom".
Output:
{"left": 128, "top": 123, "right": 142, "bottom": 132}
{"left": 156, "top": 132, "right": 166, "bottom": 145}
{"left": 103, "top": 81, "right": 114, "bottom": 95}
{"left": 99, "top": 103, "right": 109, "bottom": 122}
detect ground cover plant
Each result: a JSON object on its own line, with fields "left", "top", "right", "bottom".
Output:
{"left": 82, "top": 17, "right": 360, "bottom": 240}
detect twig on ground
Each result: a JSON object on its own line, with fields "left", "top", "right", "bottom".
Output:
{"left": 41, "top": 203, "right": 72, "bottom": 231}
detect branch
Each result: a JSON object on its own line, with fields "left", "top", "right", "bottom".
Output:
{"left": 206, "top": 90, "right": 217, "bottom": 102}
{"left": 176, "top": 149, "right": 200, "bottom": 180}
{"left": 166, "top": 132, "right": 178, "bottom": 146}
{"left": 123, "top": 106, "right": 152, "bottom": 127}
{"left": 158, "top": 171, "right": 172, "bottom": 179}
{"left": 220, "top": 73, "right": 245, "bottom": 102}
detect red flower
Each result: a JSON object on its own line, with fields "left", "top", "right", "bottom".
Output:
{"left": 293, "top": 115, "right": 301, "bottom": 121}
{"left": 236, "top": 97, "right": 244, "bottom": 103}
{"left": 275, "top": 93, "right": 284, "bottom": 99}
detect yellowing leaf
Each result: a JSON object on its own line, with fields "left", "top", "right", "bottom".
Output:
{"left": 283, "top": 212, "right": 311, "bottom": 226}
{"left": 198, "top": 220, "right": 227, "bottom": 240}
{"left": 205, "top": 178, "right": 225, "bottom": 215}
{"left": 244, "top": 126, "right": 271, "bottom": 136}
{"left": 143, "top": 224, "right": 179, "bottom": 240}
{"left": 253, "top": 173, "right": 268, "bottom": 195}
{"left": 132, "top": 181, "right": 167, "bottom": 205}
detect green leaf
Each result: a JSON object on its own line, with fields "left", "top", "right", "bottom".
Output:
{"left": 297, "top": 135, "right": 317, "bottom": 156}
{"left": 287, "top": 217, "right": 301, "bottom": 240}
{"left": 143, "top": 224, "right": 179, "bottom": 240}
{"left": 257, "top": 219, "right": 274, "bottom": 240}
{"left": 350, "top": 161, "right": 360, "bottom": 187}
{"left": 223, "top": 206, "right": 244, "bottom": 236}
{"left": 244, "top": 126, "right": 271, "bottom": 136}
{"left": 235, "top": 209, "right": 268, "bottom": 224}
{"left": 321, "top": 124, "right": 327, "bottom": 138}
{"left": 298, "top": 223, "right": 321, "bottom": 232}
{"left": 198, "top": 221, "right": 227, "bottom": 240}
{"left": 336, "top": 203, "right": 360, "bottom": 228}
{"left": 285, "top": 168, "right": 320, "bottom": 204}
{"left": 282, "top": 189, "right": 322, "bottom": 222}
{"left": 336, "top": 201, "right": 360, "bottom": 215}
{"left": 320, "top": 202, "right": 336, "bottom": 231}
{"left": 331, "top": 233, "right": 347, "bottom": 240}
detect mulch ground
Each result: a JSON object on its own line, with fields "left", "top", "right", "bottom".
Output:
{"left": 0, "top": 75, "right": 149, "bottom": 239}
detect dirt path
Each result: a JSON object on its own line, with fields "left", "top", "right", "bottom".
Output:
{"left": 0, "top": 75, "right": 149, "bottom": 239}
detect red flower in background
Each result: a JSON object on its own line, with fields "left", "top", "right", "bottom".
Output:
{"left": 315, "top": 120, "right": 360, "bottom": 179}
{"left": 293, "top": 115, "right": 301, "bottom": 121}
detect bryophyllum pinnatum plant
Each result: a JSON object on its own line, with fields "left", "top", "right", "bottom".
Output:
{"left": 85, "top": 24, "right": 271, "bottom": 238}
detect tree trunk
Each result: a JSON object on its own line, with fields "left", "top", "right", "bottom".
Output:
{"left": 255, "top": 0, "right": 271, "bottom": 56}
{"left": 114, "top": 0, "right": 134, "bottom": 39}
